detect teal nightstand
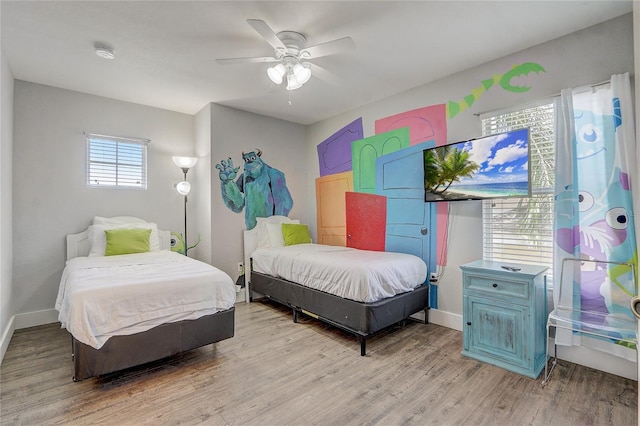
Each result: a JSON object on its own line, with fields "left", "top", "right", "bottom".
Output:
{"left": 460, "top": 260, "right": 548, "bottom": 379}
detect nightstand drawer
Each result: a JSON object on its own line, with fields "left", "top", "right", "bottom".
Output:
{"left": 465, "top": 275, "right": 529, "bottom": 300}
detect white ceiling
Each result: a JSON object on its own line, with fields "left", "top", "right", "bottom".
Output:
{"left": 1, "top": 1, "right": 633, "bottom": 125}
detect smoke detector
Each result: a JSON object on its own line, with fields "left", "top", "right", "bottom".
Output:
{"left": 94, "top": 43, "right": 115, "bottom": 60}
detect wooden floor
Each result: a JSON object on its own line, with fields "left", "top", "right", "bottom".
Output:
{"left": 1, "top": 300, "right": 637, "bottom": 425}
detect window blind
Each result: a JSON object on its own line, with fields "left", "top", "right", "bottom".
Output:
{"left": 481, "top": 102, "right": 555, "bottom": 285}
{"left": 87, "top": 134, "right": 148, "bottom": 189}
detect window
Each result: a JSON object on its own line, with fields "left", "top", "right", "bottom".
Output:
{"left": 481, "top": 102, "right": 555, "bottom": 285}
{"left": 87, "top": 134, "right": 148, "bottom": 189}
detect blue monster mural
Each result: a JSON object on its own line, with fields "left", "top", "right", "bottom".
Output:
{"left": 215, "top": 149, "right": 293, "bottom": 229}
{"left": 555, "top": 101, "right": 637, "bottom": 331}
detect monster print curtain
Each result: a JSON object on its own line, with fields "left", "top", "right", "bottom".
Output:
{"left": 553, "top": 73, "right": 638, "bottom": 361}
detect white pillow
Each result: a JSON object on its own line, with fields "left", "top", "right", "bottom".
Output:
{"left": 88, "top": 222, "right": 160, "bottom": 256}
{"left": 266, "top": 223, "right": 286, "bottom": 248}
{"left": 254, "top": 216, "right": 299, "bottom": 249}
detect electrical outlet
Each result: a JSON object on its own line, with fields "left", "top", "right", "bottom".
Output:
{"left": 237, "top": 262, "right": 244, "bottom": 273}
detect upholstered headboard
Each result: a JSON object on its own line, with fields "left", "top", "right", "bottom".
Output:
{"left": 66, "top": 229, "right": 172, "bottom": 261}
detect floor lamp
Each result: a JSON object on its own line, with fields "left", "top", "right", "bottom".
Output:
{"left": 172, "top": 156, "right": 198, "bottom": 255}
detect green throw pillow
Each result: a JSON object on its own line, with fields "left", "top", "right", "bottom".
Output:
{"left": 281, "top": 223, "right": 312, "bottom": 246}
{"left": 104, "top": 228, "right": 152, "bottom": 256}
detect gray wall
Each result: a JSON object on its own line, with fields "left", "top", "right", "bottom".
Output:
{"left": 208, "top": 104, "right": 307, "bottom": 296}
{"left": 305, "top": 14, "right": 635, "bottom": 329}
{"left": 1, "top": 48, "right": 14, "bottom": 358}
{"left": 12, "top": 82, "right": 196, "bottom": 316}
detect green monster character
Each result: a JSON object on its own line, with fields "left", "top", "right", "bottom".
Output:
{"left": 170, "top": 232, "right": 200, "bottom": 256}
{"left": 446, "top": 62, "right": 546, "bottom": 119}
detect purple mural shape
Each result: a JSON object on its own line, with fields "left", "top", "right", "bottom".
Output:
{"left": 317, "top": 117, "right": 364, "bottom": 177}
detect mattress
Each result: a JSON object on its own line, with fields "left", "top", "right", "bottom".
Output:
{"left": 55, "top": 250, "right": 236, "bottom": 349}
{"left": 251, "top": 243, "right": 427, "bottom": 303}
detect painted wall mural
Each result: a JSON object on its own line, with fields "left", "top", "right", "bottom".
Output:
{"left": 316, "top": 171, "right": 354, "bottom": 246}
{"left": 446, "top": 62, "right": 546, "bottom": 119}
{"left": 345, "top": 192, "right": 387, "bottom": 251}
{"left": 216, "top": 149, "right": 293, "bottom": 230}
{"left": 170, "top": 231, "right": 200, "bottom": 255}
{"left": 317, "top": 117, "right": 364, "bottom": 177}
{"left": 351, "top": 127, "right": 410, "bottom": 194}
{"left": 374, "top": 104, "right": 447, "bottom": 147}
{"left": 315, "top": 61, "right": 547, "bottom": 310}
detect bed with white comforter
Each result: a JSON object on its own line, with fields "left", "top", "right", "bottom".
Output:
{"left": 245, "top": 216, "right": 430, "bottom": 356}
{"left": 56, "top": 250, "right": 236, "bottom": 350}
{"left": 251, "top": 243, "right": 427, "bottom": 303}
{"left": 58, "top": 216, "right": 236, "bottom": 381}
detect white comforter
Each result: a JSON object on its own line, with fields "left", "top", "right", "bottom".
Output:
{"left": 251, "top": 244, "right": 427, "bottom": 303}
{"left": 55, "top": 251, "right": 236, "bottom": 349}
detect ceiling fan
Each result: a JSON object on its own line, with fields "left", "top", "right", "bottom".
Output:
{"left": 216, "top": 19, "right": 355, "bottom": 90}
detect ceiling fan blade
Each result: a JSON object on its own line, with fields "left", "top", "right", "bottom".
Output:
{"left": 302, "top": 37, "right": 355, "bottom": 59}
{"left": 247, "top": 19, "right": 286, "bottom": 51}
{"left": 308, "top": 63, "right": 341, "bottom": 86}
{"left": 216, "top": 56, "right": 280, "bottom": 65}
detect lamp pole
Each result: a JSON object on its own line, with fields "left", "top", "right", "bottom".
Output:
{"left": 173, "top": 156, "right": 197, "bottom": 257}
{"left": 181, "top": 168, "right": 189, "bottom": 256}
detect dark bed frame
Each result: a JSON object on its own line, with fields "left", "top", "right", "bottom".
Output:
{"left": 71, "top": 308, "right": 235, "bottom": 381}
{"left": 250, "top": 269, "right": 429, "bottom": 356}
{"left": 66, "top": 227, "right": 236, "bottom": 381}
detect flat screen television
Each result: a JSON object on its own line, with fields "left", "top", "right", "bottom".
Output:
{"left": 423, "top": 128, "right": 531, "bottom": 202}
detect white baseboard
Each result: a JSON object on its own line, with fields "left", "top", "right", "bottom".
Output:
{"left": 0, "top": 315, "right": 16, "bottom": 365}
{"left": 549, "top": 338, "right": 637, "bottom": 381}
{"left": 14, "top": 308, "right": 58, "bottom": 329}
{"left": 428, "top": 308, "right": 463, "bottom": 331}
{"left": 1, "top": 309, "right": 58, "bottom": 365}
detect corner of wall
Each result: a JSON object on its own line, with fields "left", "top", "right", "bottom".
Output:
{"left": 0, "top": 315, "right": 15, "bottom": 364}
{"left": 1, "top": 46, "right": 15, "bottom": 365}
{"left": 193, "top": 103, "right": 213, "bottom": 264}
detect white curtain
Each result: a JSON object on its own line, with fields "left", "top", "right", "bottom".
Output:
{"left": 553, "top": 72, "right": 638, "bottom": 361}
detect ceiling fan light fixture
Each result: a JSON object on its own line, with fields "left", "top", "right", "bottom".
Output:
{"left": 292, "top": 63, "right": 311, "bottom": 85}
{"left": 286, "top": 72, "right": 303, "bottom": 91}
{"left": 267, "top": 63, "right": 286, "bottom": 84}
{"left": 217, "top": 19, "right": 356, "bottom": 93}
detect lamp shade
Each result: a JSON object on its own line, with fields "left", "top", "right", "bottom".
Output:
{"left": 286, "top": 73, "right": 303, "bottom": 91}
{"left": 267, "top": 63, "right": 286, "bottom": 85}
{"left": 172, "top": 156, "right": 198, "bottom": 170}
{"left": 292, "top": 63, "right": 311, "bottom": 85}
{"left": 175, "top": 181, "right": 191, "bottom": 196}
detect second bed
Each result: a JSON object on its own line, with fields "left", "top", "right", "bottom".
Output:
{"left": 244, "top": 216, "right": 430, "bottom": 355}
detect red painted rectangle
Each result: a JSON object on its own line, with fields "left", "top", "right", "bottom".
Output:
{"left": 346, "top": 192, "right": 386, "bottom": 251}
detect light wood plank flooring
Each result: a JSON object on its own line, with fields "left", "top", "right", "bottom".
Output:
{"left": 1, "top": 300, "right": 637, "bottom": 425}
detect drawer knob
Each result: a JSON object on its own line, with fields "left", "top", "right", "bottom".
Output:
{"left": 466, "top": 322, "right": 472, "bottom": 326}
{"left": 492, "top": 283, "right": 498, "bottom": 288}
